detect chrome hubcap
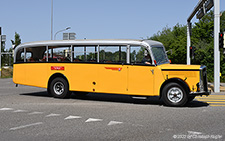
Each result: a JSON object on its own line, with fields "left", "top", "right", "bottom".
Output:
{"left": 167, "top": 87, "right": 183, "bottom": 103}
{"left": 53, "top": 82, "right": 64, "bottom": 95}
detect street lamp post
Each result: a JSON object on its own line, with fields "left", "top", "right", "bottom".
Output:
{"left": 187, "top": 0, "right": 220, "bottom": 92}
{"left": 214, "top": 0, "right": 220, "bottom": 92}
{"left": 0, "top": 35, "right": 2, "bottom": 78}
{"left": 54, "top": 27, "right": 71, "bottom": 40}
{"left": 51, "top": 0, "right": 53, "bottom": 40}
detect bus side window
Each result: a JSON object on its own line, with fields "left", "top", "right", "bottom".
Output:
{"left": 130, "top": 46, "right": 152, "bottom": 65}
{"left": 16, "top": 48, "right": 25, "bottom": 62}
{"left": 51, "top": 46, "right": 71, "bottom": 62}
{"left": 26, "top": 52, "right": 33, "bottom": 62}
{"left": 86, "top": 46, "right": 97, "bottom": 62}
{"left": 99, "top": 46, "right": 126, "bottom": 64}
{"left": 26, "top": 46, "right": 46, "bottom": 62}
{"left": 73, "top": 46, "right": 97, "bottom": 63}
{"left": 74, "top": 46, "right": 85, "bottom": 62}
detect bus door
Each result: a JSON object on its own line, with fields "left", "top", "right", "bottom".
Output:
{"left": 127, "top": 65, "right": 154, "bottom": 95}
{"left": 96, "top": 64, "right": 128, "bottom": 94}
{"left": 71, "top": 46, "right": 98, "bottom": 92}
{"left": 127, "top": 46, "right": 154, "bottom": 95}
{"left": 95, "top": 46, "right": 128, "bottom": 94}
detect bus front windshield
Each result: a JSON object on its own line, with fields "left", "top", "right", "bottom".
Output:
{"left": 151, "top": 46, "right": 169, "bottom": 65}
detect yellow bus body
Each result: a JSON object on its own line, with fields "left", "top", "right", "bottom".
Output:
{"left": 12, "top": 39, "right": 210, "bottom": 106}
{"left": 13, "top": 63, "right": 201, "bottom": 96}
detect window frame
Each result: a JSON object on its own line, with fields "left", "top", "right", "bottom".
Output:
{"left": 15, "top": 43, "right": 155, "bottom": 66}
{"left": 129, "top": 45, "right": 154, "bottom": 66}
{"left": 98, "top": 45, "right": 127, "bottom": 64}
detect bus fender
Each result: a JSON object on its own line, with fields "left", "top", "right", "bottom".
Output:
{"left": 159, "top": 78, "right": 190, "bottom": 99}
{"left": 47, "top": 73, "right": 69, "bottom": 90}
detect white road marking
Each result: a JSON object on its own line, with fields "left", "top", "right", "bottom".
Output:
{"left": 166, "top": 128, "right": 173, "bottom": 131}
{"left": 28, "top": 112, "right": 44, "bottom": 115}
{"left": 64, "top": 115, "right": 82, "bottom": 120}
{"left": 188, "top": 131, "right": 202, "bottom": 135}
{"left": 0, "top": 108, "right": 13, "bottom": 111}
{"left": 107, "top": 121, "right": 123, "bottom": 126}
{"left": 45, "top": 113, "right": 61, "bottom": 117}
{"left": 13, "top": 110, "right": 27, "bottom": 113}
{"left": 9, "top": 122, "right": 43, "bottom": 131}
{"left": 85, "top": 118, "right": 103, "bottom": 123}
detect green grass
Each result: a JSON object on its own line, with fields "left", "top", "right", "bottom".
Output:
{"left": 1, "top": 67, "right": 13, "bottom": 78}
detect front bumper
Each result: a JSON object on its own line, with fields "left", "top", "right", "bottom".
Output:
{"left": 190, "top": 66, "right": 210, "bottom": 96}
{"left": 190, "top": 90, "right": 211, "bottom": 96}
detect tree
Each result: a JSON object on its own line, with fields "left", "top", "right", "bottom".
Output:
{"left": 150, "top": 24, "right": 187, "bottom": 64}
{"left": 4, "top": 32, "right": 22, "bottom": 66}
{"left": 148, "top": 10, "right": 225, "bottom": 82}
{"left": 11, "top": 32, "right": 21, "bottom": 49}
{"left": 1, "top": 37, "right": 6, "bottom": 67}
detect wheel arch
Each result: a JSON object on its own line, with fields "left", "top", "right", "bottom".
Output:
{"left": 159, "top": 78, "right": 190, "bottom": 99}
{"left": 48, "top": 73, "right": 69, "bottom": 91}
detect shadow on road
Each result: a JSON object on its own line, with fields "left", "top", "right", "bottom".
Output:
{"left": 20, "top": 91, "right": 52, "bottom": 97}
{"left": 20, "top": 91, "right": 209, "bottom": 108}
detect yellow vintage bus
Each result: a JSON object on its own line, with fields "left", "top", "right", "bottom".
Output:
{"left": 13, "top": 39, "right": 210, "bottom": 106}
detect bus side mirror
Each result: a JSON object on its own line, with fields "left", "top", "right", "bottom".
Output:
{"left": 154, "top": 60, "right": 157, "bottom": 66}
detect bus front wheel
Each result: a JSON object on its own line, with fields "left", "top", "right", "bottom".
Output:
{"left": 49, "top": 77, "right": 71, "bottom": 99}
{"left": 162, "top": 82, "right": 188, "bottom": 107}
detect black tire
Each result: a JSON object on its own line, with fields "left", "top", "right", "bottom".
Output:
{"left": 162, "top": 82, "right": 188, "bottom": 107}
{"left": 47, "top": 87, "right": 51, "bottom": 95}
{"left": 188, "top": 95, "right": 196, "bottom": 102}
{"left": 49, "top": 77, "right": 71, "bottom": 99}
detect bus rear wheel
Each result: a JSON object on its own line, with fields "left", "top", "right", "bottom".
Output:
{"left": 49, "top": 77, "right": 71, "bottom": 98}
{"left": 162, "top": 82, "right": 188, "bottom": 107}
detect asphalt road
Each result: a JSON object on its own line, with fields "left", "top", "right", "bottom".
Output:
{"left": 0, "top": 78, "right": 224, "bottom": 141}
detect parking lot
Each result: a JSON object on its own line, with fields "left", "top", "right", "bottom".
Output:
{"left": 0, "top": 78, "right": 224, "bottom": 141}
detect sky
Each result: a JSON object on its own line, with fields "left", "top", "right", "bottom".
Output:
{"left": 1, "top": 0, "right": 225, "bottom": 49}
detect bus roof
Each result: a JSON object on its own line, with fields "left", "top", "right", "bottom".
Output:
{"left": 14, "top": 39, "right": 163, "bottom": 51}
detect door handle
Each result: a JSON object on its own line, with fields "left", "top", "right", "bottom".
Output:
{"left": 150, "top": 69, "right": 154, "bottom": 75}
